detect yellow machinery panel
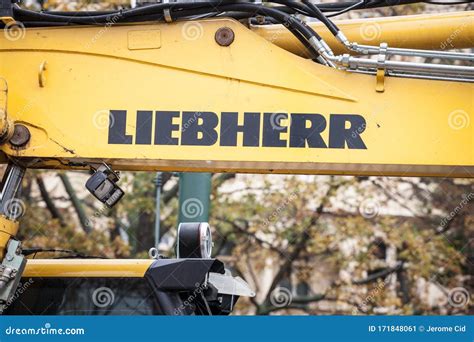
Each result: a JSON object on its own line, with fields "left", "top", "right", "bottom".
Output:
{"left": 0, "top": 18, "right": 472, "bottom": 177}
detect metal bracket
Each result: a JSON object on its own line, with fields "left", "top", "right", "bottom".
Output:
{"left": 0, "top": 162, "right": 27, "bottom": 313}
{"left": 376, "top": 43, "right": 388, "bottom": 92}
{"left": 0, "top": 239, "right": 26, "bottom": 313}
{"left": 38, "top": 61, "right": 47, "bottom": 88}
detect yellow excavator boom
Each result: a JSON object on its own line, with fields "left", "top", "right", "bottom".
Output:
{"left": 0, "top": 14, "right": 472, "bottom": 177}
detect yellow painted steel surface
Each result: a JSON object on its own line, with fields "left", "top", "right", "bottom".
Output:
{"left": 253, "top": 11, "right": 474, "bottom": 57}
{"left": 0, "top": 216, "right": 19, "bottom": 258}
{"left": 0, "top": 18, "right": 472, "bottom": 177}
{"left": 23, "top": 259, "right": 153, "bottom": 277}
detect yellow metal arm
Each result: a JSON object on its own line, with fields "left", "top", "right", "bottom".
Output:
{"left": 23, "top": 259, "right": 152, "bottom": 278}
{"left": 0, "top": 79, "right": 13, "bottom": 144}
{"left": 0, "top": 17, "right": 472, "bottom": 177}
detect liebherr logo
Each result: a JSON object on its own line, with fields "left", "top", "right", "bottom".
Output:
{"left": 106, "top": 110, "right": 367, "bottom": 149}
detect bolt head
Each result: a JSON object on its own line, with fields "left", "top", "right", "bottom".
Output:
{"left": 215, "top": 27, "right": 235, "bottom": 47}
{"left": 9, "top": 124, "right": 31, "bottom": 148}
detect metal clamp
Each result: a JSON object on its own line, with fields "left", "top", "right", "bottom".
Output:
{"left": 376, "top": 43, "right": 388, "bottom": 92}
{"left": 162, "top": 0, "right": 172, "bottom": 23}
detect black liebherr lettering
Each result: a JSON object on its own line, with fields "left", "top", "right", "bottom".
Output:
{"left": 107, "top": 110, "right": 367, "bottom": 149}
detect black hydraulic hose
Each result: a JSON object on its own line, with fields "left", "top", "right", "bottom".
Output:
{"left": 270, "top": 0, "right": 313, "bottom": 16}
{"left": 287, "top": 25, "right": 321, "bottom": 59}
{"left": 41, "top": 4, "right": 299, "bottom": 18}
{"left": 264, "top": 0, "right": 349, "bottom": 36}
{"left": 15, "top": 3, "right": 300, "bottom": 24}
{"left": 6, "top": 21, "right": 70, "bottom": 27}
{"left": 303, "top": 0, "right": 339, "bottom": 35}
{"left": 317, "top": 0, "right": 424, "bottom": 11}
{"left": 43, "top": 10, "right": 117, "bottom": 16}
{"left": 326, "top": 0, "right": 366, "bottom": 18}
{"left": 232, "top": 3, "right": 321, "bottom": 41}
{"left": 316, "top": 0, "right": 368, "bottom": 11}
{"left": 13, "top": 2, "right": 218, "bottom": 23}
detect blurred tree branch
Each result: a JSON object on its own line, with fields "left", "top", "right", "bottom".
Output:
{"left": 58, "top": 172, "right": 90, "bottom": 233}
{"left": 36, "top": 174, "right": 66, "bottom": 227}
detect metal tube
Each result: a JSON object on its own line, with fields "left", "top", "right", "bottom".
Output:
{"left": 349, "top": 68, "right": 468, "bottom": 81}
{"left": 386, "top": 72, "right": 474, "bottom": 83}
{"left": 352, "top": 44, "right": 474, "bottom": 61}
{"left": 0, "top": 164, "right": 26, "bottom": 218}
{"left": 154, "top": 172, "right": 162, "bottom": 249}
{"left": 385, "top": 60, "right": 474, "bottom": 75}
{"left": 341, "top": 56, "right": 474, "bottom": 77}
